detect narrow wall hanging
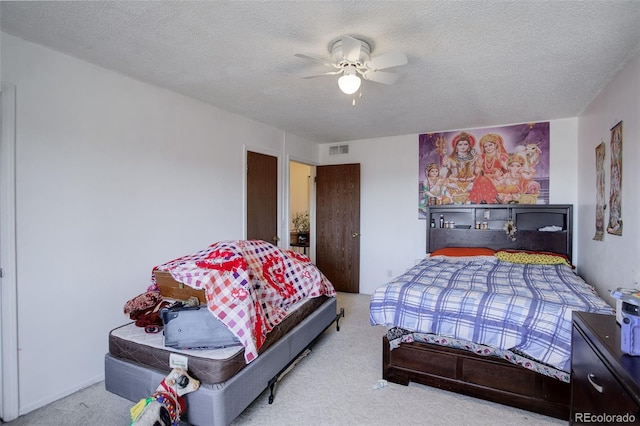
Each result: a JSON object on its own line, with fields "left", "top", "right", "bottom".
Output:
{"left": 607, "top": 120, "right": 623, "bottom": 236}
{"left": 593, "top": 141, "right": 605, "bottom": 241}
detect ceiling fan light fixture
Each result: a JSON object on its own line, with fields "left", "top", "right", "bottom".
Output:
{"left": 296, "top": 35, "right": 407, "bottom": 99}
{"left": 338, "top": 66, "right": 361, "bottom": 95}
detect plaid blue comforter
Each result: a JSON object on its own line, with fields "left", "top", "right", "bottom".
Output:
{"left": 369, "top": 256, "right": 613, "bottom": 372}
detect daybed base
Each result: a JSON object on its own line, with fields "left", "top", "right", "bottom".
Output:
{"left": 382, "top": 336, "right": 570, "bottom": 420}
{"left": 105, "top": 297, "right": 343, "bottom": 426}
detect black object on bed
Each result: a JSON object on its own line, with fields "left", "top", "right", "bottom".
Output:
{"left": 161, "top": 304, "right": 241, "bottom": 350}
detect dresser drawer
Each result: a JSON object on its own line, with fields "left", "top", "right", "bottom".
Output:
{"left": 571, "top": 325, "right": 639, "bottom": 422}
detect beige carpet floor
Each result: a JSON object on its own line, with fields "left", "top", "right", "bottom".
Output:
{"left": 4, "top": 292, "right": 564, "bottom": 426}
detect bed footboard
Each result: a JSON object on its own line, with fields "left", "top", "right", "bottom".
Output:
{"left": 382, "top": 336, "right": 570, "bottom": 420}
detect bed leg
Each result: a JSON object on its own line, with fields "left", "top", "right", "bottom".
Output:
{"left": 267, "top": 377, "right": 277, "bottom": 404}
{"left": 267, "top": 348, "right": 312, "bottom": 404}
{"left": 266, "top": 304, "right": 344, "bottom": 405}
{"left": 335, "top": 307, "right": 345, "bottom": 331}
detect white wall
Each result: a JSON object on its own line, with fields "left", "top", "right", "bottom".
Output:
{"left": 320, "top": 120, "right": 580, "bottom": 295}
{"left": 577, "top": 53, "right": 640, "bottom": 306}
{"left": 1, "top": 33, "right": 320, "bottom": 415}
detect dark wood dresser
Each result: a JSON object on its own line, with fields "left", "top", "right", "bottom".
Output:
{"left": 571, "top": 311, "right": 640, "bottom": 424}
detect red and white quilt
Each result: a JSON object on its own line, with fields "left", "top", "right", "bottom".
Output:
{"left": 149, "top": 240, "right": 336, "bottom": 363}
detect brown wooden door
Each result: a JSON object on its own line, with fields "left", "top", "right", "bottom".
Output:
{"left": 246, "top": 151, "right": 278, "bottom": 245}
{"left": 316, "top": 163, "right": 360, "bottom": 293}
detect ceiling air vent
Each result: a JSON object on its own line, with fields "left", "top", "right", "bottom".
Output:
{"left": 329, "top": 144, "right": 349, "bottom": 155}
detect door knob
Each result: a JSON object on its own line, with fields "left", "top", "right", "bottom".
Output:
{"left": 352, "top": 232, "right": 360, "bottom": 238}
{"left": 272, "top": 236, "right": 280, "bottom": 243}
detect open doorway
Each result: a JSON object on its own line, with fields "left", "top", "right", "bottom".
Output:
{"left": 289, "top": 161, "right": 312, "bottom": 257}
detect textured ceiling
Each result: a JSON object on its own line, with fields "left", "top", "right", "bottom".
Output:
{"left": 2, "top": 1, "right": 639, "bottom": 143}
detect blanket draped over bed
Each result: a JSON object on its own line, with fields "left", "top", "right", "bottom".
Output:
{"left": 149, "top": 240, "right": 335, "bottom": 363}
{"left": 369, "top": 256, "right": 612, "bottom": 372}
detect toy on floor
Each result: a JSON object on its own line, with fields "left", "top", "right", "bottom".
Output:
{"left": 130, "top": 368, "right": 200, "bottom": 426}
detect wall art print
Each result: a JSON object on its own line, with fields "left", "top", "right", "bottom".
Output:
{"left": 418, "top": 122, "right": 550, "bottom": 219}
{"left": 593, "top": 141, "right": 606, "bottom": 241}
{"left": 607, "top": 120, "right": 623, "bottom": 236}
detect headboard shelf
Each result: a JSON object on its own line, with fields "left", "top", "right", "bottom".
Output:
{"left": 426, "top": 204, "right": 573, "bottom": 262}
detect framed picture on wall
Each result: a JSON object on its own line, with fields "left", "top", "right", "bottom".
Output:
{"left": 418, "top": 122, "right": 550, "bottom": 219}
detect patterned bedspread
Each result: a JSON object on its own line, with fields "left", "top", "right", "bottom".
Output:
{"left": 369, "top": 256, "right": 613, "bottom": 372}
{"left": 150, "top": 240, "right": 335, "bottom": 363}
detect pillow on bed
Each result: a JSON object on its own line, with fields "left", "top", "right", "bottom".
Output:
{"left": 430, "top": 247, "right": 496, "bottom": 257}
{"left": 495, "top": 250, "right": 572, "bottom": 267}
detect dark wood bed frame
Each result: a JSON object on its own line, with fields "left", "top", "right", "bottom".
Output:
{"left": 382, "top": 204, "right": 574, "bottom": 420}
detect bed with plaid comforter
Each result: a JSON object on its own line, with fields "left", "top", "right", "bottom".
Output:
{"left": 150, "top": 240, "right": 335, "bottom": 363}
{"left": 369, "top": 255, "right": 612, "bottom": 372}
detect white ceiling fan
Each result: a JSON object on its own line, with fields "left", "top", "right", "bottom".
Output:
{"left": 295, "top": 35, "right": 408, "bottom": 96}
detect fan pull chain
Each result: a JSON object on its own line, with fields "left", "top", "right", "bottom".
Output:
{"left": 351, "top": 90, "right": 363, "bottom": 107}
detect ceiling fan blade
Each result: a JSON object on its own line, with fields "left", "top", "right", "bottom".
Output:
{"left": 302, "top": 70, "right": 343, "bottom": 79}
{"left": 362, "top": 70, "right": 400, "bottom": 85}
{"left": 341, "top": 36, "right": 362, "bottom": 62}
{"left": 294, "top": 53, "right": 338, "bottom": 69}
{"left": 365, "top": 51, "right": 408, "bottom": 70}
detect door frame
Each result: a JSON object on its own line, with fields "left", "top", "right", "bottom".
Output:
{"left": 1, "top": 83, "right": 19, "bottom": 421}
{"left": 243, "top": 145, "right": 283, "bottom": 245}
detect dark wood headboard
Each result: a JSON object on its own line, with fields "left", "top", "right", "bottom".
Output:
{"left": 426, "top": 204, "right": 574, "bottom": 262}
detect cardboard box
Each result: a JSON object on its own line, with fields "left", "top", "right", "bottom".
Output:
{"left": 154, "top": 270, "right": 206, "bottom": 304}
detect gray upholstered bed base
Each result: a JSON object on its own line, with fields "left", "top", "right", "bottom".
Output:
{"left": 105, "top": 297, "right": 339, "bottom": 426}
